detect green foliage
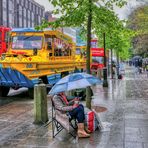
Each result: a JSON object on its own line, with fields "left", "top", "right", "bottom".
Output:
{"left": 36, "top": 0, "right": 132, "bottom": 60}
{"left": 128, "top": 5, "right": 148, "bottom": 57}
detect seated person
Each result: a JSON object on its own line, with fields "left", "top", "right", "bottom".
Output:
{"left": 52, "top": 92, "right": 91, "bottom": 138}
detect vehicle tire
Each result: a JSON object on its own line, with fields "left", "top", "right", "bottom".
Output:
{"left": 39, "top": 76, "right": 48, "bottom": 84}
{"left": 29, "top": 76, "right": 49, "bottom": 99}
{"left": 61, "top": 71, "right": 69, "bottom": 78}
{"left": 39, "top": 76, "right": 51, "bottom": 93}
{"left": 28, "top": 88, "right": 34, "bottom": 99}
{"left": 0, "top": 86, "right": 10, "bottom": 97}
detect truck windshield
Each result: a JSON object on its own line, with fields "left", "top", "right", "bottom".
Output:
{"left": 12, "top": 36, "right": 42, "bottom": 49}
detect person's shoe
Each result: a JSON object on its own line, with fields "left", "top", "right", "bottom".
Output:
{"left": 84, "top": 127, "right": 92, "bottom": 134}
{"left": 77, "top": 123, "right": 90, "bottom": 138}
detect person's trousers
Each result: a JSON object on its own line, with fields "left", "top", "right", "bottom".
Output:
{"left": 69, "top": 104, "right": 85, "bottom": 123}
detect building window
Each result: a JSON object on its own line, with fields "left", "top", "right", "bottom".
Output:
{"left": 3, "top": 0, "right": 7, "bottom": 8}
{"left": 3, "top": 21, "right": 7, "bottom": 26}
{"left": 25, "top": 0, "right": 28, "bottom": 8}
{"left": 19, "top": 16, "right": 22, "bottom": 27}
{"left": 29, "top": 2, "right": 31, "bottom": 9}
{"left": 3, "top": 10, "right": 7, "bottom": 23}
{"left": 24, "top": 19, "right": 26, "bottom": 27}
{"left": 28, "top": 10, "right": 30, "bottom": 20}
{"left": 31, "top": 3, "right": 33, "bottom": 9}
{"left": 31, "top": 12, "right": 34, "bottom": 21}
{"left": 24, "top": 8, "right": 26, "bottom": 17}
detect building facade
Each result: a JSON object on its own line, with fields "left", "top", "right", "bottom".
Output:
{"left": 0, "top": 0, "right": 45, "bottom": 28}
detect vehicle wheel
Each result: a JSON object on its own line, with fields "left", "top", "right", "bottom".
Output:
{"left": 39, "top": 76, "right": 48, "bottom": 84}
{"left": 61, "top": 71, "right": 69, "bottom": 78}
{"left": 29, "top": 76, "right": 50, "bottom": 99}
{"left": 39, "top": 76, "right": 51, "bottom": 93}
{"left": 0, "top": 86, "right": 10, "bottom": 97}
{"left": 28, "top": 88, "right": 34, "bottom": 99}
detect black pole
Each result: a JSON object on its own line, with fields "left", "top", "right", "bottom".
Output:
{"left": 111, "top": 48, "right": 113, "bottom": 79}
{"left": 116, "top": 50, "right": 120, "bottom": 78}
{"left": 103, "top": 33, "right": 108, "bottom": 87}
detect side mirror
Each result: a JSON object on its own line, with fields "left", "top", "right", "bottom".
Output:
{"left": 33, "top": 48, "right": 38, "bottom": 56}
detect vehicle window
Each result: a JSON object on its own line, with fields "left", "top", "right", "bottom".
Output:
{"left": 92, "top": 57, "right": 103, "bottom": 63}
{"left": 12, "top": 36, "right": 42, "bottom": 49}
{"left": 76, "top": 48, "right": 81, "bottom": 55}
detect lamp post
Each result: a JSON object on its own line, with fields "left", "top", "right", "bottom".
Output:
{"left": 116, "top": 50, "right": 120, "bottom": 78}
{"left": 103, "top": 32, "right": 108, "bottom": 87}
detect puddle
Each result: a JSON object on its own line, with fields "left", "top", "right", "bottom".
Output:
{"left": 92, "top": 106, "right": 107, "bottom": 113}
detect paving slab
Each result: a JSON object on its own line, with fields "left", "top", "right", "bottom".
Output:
{"left": 0, "top": 65, "right": 148, "bottom": 148}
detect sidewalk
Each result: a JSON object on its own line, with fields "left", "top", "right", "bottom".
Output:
{"left": 0, "top": 66, "right": 148, "bottom": 148}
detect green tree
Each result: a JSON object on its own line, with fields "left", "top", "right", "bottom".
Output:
{"left": 38, "top": 0, "right": 128, "bottom": 109}
{"left": 128, "top": 5, "right": 148, "bottom": 57}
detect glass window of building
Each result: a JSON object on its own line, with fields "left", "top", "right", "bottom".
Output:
{"left": 41, "top": 10, "right": 43, "bottom": 16}
{"left": 19, "top": 16, "right": 22, "bottom": 27}
{"left": 31, "top": 3, "right": 33, "bottom": 10}
{"left": 28, "top": 10, "right": 30, "bottom": 20}
{"left": 9, "top": 0, "right": 14, "bottom": 27}
{"left": 29, "top": 2, "right": 31, "bottom": 9}
{"left": 3, "top": 9, "right": 7, "bottom": 25}
{"left": 38, "top": 8, "right": 40, "bottom": 15}
{"left": 32, "top": 12, "right": 34, "bottom": 21}
{"left": 24, "top": 19, "right": 26, "bottom": 27}
{"left": 26, "top": 0, "right": 28, "bottom": 8}
{"left": 3, "top": 21, "right": 7, "bottom": 26}
{"left": 24, "top": 8, "right": 26, "bottom": 18}
{"left": 32, "top": 21, "right": 34, "bottom": 27}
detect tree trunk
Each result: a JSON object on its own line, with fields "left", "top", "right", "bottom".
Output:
{"left": 86, "top": 0, "right": 92, "bottom": 109}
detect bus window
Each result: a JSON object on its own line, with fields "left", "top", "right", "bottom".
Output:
{"left": 76, "top": 48, "right": 81, "bottom": 55}
{"left": 45, "top": 37, "right": 52, "bottom": 50}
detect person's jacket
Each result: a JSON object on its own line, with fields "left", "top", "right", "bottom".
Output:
{"left": 52, "top": 94, "right": 74, "bottom": 112}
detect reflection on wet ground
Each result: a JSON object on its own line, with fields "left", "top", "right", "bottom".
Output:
{"left": 0, "top": 66, "right": 148, "bottom": 148}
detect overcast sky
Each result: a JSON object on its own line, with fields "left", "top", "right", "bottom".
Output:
{"left": 34, "top": 0, "right": 53, "bottom": 10}
{"left": 34, "top": 0, "right": 147, "bottom": 20}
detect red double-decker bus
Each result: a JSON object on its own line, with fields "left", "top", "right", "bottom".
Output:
{"left": 91, "top": 39, "right": 104, "bottom": 72}
{"left": 0, "top": 26, "right": 10, "bottom": 55}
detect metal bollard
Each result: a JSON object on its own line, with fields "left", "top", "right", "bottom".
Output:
{"left": 33, "top": 83, "right": 48, "bottom": 124}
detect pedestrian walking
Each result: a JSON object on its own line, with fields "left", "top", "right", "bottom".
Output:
{"left": 146, "top": 63, "right": 148, "bottom": 78}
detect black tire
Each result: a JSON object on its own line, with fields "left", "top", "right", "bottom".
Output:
{"left": 61, "top": 71, "right": 69, "bottom": 78}
{"left": 0, "top": 86, "right": 10, "bottom": 97}
{"left": 39, "top": 76, "right": 48, "bottom": 84}
{"left": 39, "top": 76, "right": 51, "bottom": 93}
{"left": 28, "top": 88, "right": 34, "bottom": 99}
{"left": 29, "top": 76, "right": 49, "bottom": 99}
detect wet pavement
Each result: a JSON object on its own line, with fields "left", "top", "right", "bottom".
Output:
{"left": 0, "top": 65, "right": 148, "bottom": 148}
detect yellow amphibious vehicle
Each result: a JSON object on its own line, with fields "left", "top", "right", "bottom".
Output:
{"left": 0, "top": 28, "right": 86, "bottom": 97}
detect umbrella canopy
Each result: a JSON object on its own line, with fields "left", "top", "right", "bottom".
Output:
{"left": 49, "top": 73, "right": 102, "bottom": 95}
{"left": 132, "top": 56, "right": 142, "bottom": 60}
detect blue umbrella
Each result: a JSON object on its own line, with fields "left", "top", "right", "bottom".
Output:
{"left": 49, "top": 73, "right": 102, "bottom": 95}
